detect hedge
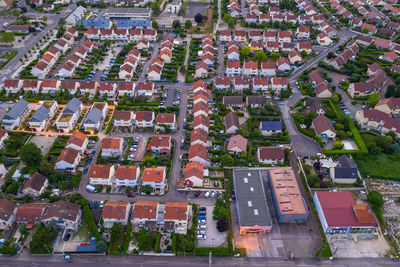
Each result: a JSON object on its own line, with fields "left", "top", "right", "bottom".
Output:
{"left": 321, "top": 99, "right": 340, "bottom": 119}
{"left": 155, "top": 232, "right": 161, "bottom": 253}
{"left": 171, "top": 233, "right": 177, "bottom": 253}
{"left": 76, "top": 199, "right": 101, "bottom": 241}
{"left": 291, "top": 97, "right": 309, "bottom": 110}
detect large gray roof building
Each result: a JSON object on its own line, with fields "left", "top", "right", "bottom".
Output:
{"left": 105, "top": 7, "right": 151, "bottom": 20}
{"left": 2, "top": 99, "right": 30, "bottom": 130}
{"left": 233, "top": 169, "right": 272, "bottom": 234}
{"left": 83, "top": 107, "right": 103, "bottom": 125}
{"left": 63, "top": 98, "right": 82, "bottom": 114}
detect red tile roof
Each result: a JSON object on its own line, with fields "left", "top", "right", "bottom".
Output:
{"left": 142, "top": 167, "right": 166, "bottom": 183}
{"left": 164, "top": 202, "right": 188, "bottom": 221}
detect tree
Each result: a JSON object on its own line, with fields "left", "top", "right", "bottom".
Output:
{"left": 39, "top": 160, "right": 53, "bottom": 177}
{"left": 362, "top": 27, "right": 369, "bottom": 34}
{"left": 195, "top": 13, "right": 203, "bottom": 23}
{"left": 43, "top": 16, "right": 47, "bottom": 22}
{"left": 221, "top": 154, "right": 234, "bottom": 166}
{"left": 21, "top": 143, "right": 42, "bottom": 167}
{"left": 332, "top": 93, "right": 340, "bottom": 103}
{"left": 254, "top": 51, "right": 267, "bottom": 62}
{"left": 151, "top": 20, "right": 159, "bottom": 30}
{"left": 367, "top": 190, "right": 384, "bottom": 212}
{"left": 216, "top": 218, "right": 229, "bottom": 232}
{"left": 270, "top": 52, "right": 280, "bottom": 61}
{"left": 172, "top": 20, "right": 181, "bottom": 29}
{"left": 141, "top": 185, "right": 153, "bottom": 194}
{"left": 333, "top": 140, "right": 343, "bottom": 150}
{"left": 97, "top": 0, "right": 106, "bottom": 8}
{"left": 0, "top": 32, "right": 15, "bottom": 43}
{"left": 240, "top": 46, "right": 250, "bottom": 58}
{"left": 385, "top": 84, "right": 397, "bottom": 98}
{"left": 213, "top": 199, "right": 229, "bottom": 220}
{"left": 95, "top": 240, "right": 108, "bottom": 253}
{"left": 152, "top": 5, "right": 161, "bottom": 16}
{"left": 368, "top": 91, "right": 380, "bottom": 107}
{"left": 58, "top": 18, "right": 66, "bottom": 26}
{"left": 227, "top": 17, "right": 237, "bottom": 29}
{"left": 184, "top": 20, "right": 192, "bottom": 29}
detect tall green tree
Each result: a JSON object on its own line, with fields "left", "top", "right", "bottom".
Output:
{"left": 368, "top": 91, "right": 380, "bottom": 107}
{"left": 21, "top": 143, "right": 42, "bottom": 167}
{"left": 254, "top": 51, "right": 267, "bottom": 62}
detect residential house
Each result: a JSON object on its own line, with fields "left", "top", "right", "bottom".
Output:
{"left": 22, "top": 173, "right": 48, "bottom": 197}
{"left": 41, "top": 201, "right": 82, "bottom": 232}
{"left": 137, "top": 82, "right": 155, "bottom": 97}
{"left": 0, "top": 199, "right": 17, "bottom": 230}
{"left": 227, "top": 134, "right": 247, "bottom": 154}
{"left": 188, "top": 143, "right": 210, "bottom": 167}
{"left": 375, "top": 97, "right": 400, "bottom": 117}
{"left": 115, "top": 165, "right": 140, "bottom": 187}
{"left": 113, "top": 110, "right": 133, "bottom": 128}
{"left": 3, "top": 79, "right": 22, "bottom": 94}
{"left": 15, "top": 203, "right": 46, "bottom": 225}
{"left": 190, "top": 128, "right": 208, "bottom": 147}
{"left": 56, "top": 98, "right": 82, "bottom": 132}
{"left": 28, "top": 101, "right": 58, "bottom": 132}
{"left": 148, "top": 135, "right": 172, "bottom": 155}
{"left": 66, "top": 132, "right": 88, "bottom": 152}
{"left": 55, "top": 147, "right": 81, "bottom": 171}
{"left": 224, "top": 111, "right": 240, "bottom": 134}
{"left": 305, "top": 98, "right": 325, "bottom": 116}
{"left": 223, "top": 96, "right": 243, "bottom": 107}
{"left": 184, "top": 161, "right": 204, "bottom": 188}
{"left": 89, "top": 164, "right": 115, "bottom": 186}
{"left": 164, "top": 202, "right": 190, "bottom": 234}
{"left": 132, "top": 201, "right": 159, "bottom": 229}
{"left": 101, "top": 137, "right": 124, "bottom": 158}
{"left": 312, "top": 115, "right": 336, "bottom": 141}
{"left": 156, "top": 113, "right": 176, "bottom": 131}
{"left": 226, "top": 61, "right": 241, "bottom": 76}
{"left": 260, "top": 120, "right": 283, "bottom": 136}
{"left": 142, "top": 167, "right": 167, "bottom": 194}
{"left": 1, "top": 99, "right": 30, "bottom": 130}
{"left": 257, "top": 147, "right": 285, "bottom": 164}
{"left": 329, "top": 155, "right": 358, "bottom": 184}
{"left": 246, "top": 95, "right": 267, "bottom": 107}
{"left": 102, "top": 201, "right": 131, "bottom": 228}
{"left": 135, "top": 111, "right": 154, "bottom": 128}
{"left": 195, "top": 61, "right": 208, "bottom": 78}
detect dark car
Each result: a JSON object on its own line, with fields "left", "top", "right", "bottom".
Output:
{"left": 13, "top": 243, "right": 20, "bottom": 250}
{"left": 199, "top": 207, "right": 206, "bottom": 211}
{"left": 198, "top": 211, "right": 206, "bottom": 216}
{"left": 194, "top": 191, "right": 201, "bottom": 198}
{"left": 94, "top": 202, "right": 98, "bottom": 209}
{"left": 90, "top": 150, "right": 95, "bottom": 156}
{"left": 83, "top": 167, "right": 88, "bottom": 174}
{"left": 127, "top": 193, "right": 135, "bottom": 197}
{"left": 64, "top": 234, "right": 71, "bottom": 241}
{"left": 88, "top": 202, "right": 93, "bottom": 209}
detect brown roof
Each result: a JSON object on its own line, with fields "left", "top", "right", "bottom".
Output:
{"left": 194, "top": 114, "right": 210, "bottom": 129}
{"left": 23, "top": 173, "right": 47, "bottom": 192}
{"left": 185, "top": 161, "right": 204, "bottom": 180}
{"left": 224, "top": 111, "right": 239, "bottom": 130}
{"left": 244, "top": 61, "right": 258, "bottom": 69}
{"left": 118, "top": 82, "right": 134, "bottom": 91}
{"left": 102, "top": 137, "right": 122, "bottom": 150}
{"left": 194, "top": 101, "right": 209, "bottom": 114}
{"left": 216, "top": 77, "right": 231, "bottom": 86}
{"left": 89, "top": 164, "right": 113, "bottom": 179}
{"left": 149, "top": 135, "right": 171, "bottom": 148}
{"left": 137, "top": 81, "right": 154, "bottom": 91}
{"left": 16, "top": 203, "right": 45, "bottom": 223}
{"left": 156, "top": 113, "right": 175, "bottom": 124}
{"left": 312, "top": 115, "right": 336, "bottom": 135}
{"left": 135, "top": 111, "right": 154, "bottom": 121}
{"left": 103, "top": 201, "right": 130, "bottom": 220}
{"left": 60, "top": 80, "right": 76, "bottom": 90}
{"left": 227, "top": 134, "right": 247, "bottom": 151}
{"left": 4, "top": 79, "right": 19, "bottom": 88}
{"left": 56, "top": 147, "right": 79, "bottom": 164}
{"left": 164, "top": 202, "right": 188, "bottom": 221}
{"left": 223, "top": 96, "right": 242, "bottom": 106}
{"left": 67, "top": 132, "right": 87, "bottom": 148}
{"left": 188, "top": 143, "right": 207, "bottom": 161}
{"left": 258, "top": 147, "right": 285, "bottom": 160}
{"left": 353, "top": 204, "right": 376, "bottom": 224}
{"left": 193, "top": 80, "right": 207, "bottom": 90}
{"left": 115, "top": 165, "right": 139, "bottom": 180}
{"left": 227, "top": 61, "right": 241, "bottom": 68}
{"left": 262, "top": 61, "right": 276, "bottom": 70}
{"left": 133, "top": 201, "right": 158, "bottom": 219}
{"left": 142, "top": 167, "right": 166, "bottom": 183}
{"left": 0, "top": 198, "right": 16, "bottom": 222}
{"left": 42, "top": 201, "right": 80, "bottom": 221}
{"left": 114, "top": 110, "right": 132, "bottom": 121}
{"left": 196, "top": 61, "right": 208, "bottom": 71}
{"left": 376, "top": 97, "right": 400, "bottom": 110}
{"left": 190, "top": 128, "right": 208, "bottom": 144}
{"left": 247, "top": 95, "right": 267, "bottom": 105}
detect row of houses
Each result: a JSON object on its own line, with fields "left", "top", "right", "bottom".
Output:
{"left": 103, "top": 201, "right": 191, "bottom": 234}
{"left": 183, "top": 81, "right": 211, "bottom": 187}
{"left": 355, "top": 109, "right": 400, "bottom": 138}
{"left": 118, "top": 47, "right": 141, "bottom": 81}
{"left": 2, "top": 79, "right": 156, "bottom": 99}
{"left": 113, "top": 110, "right": 176, "bottom": 131}
{"left": 58, "top": 39, "right": 95, "bottom": 78}
{"left": 194, "top": 34, "right": 217, "bottom": 78}
{"left": 348, "top": 63, "right": 390, "bottom": 98}
{"left": 31, "top": 28, "right": 79, "bottom": 79}
{"left": 88, "top": 164, "right": 167, "bottom": 194}
{"left": 147, "top": 35, "right": 175, "bottom": 81}
{"left": 85, "top": 28, "right": 157, "bottom": 42}
{"left": 223, "top": 33, "right": 313, "bottom": 55}
{"left": 218, "top": 75, "right": 290, "bottom": 93}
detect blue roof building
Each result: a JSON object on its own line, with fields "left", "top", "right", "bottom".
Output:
{"left": 76, "top": 19, "right": 112, "bottom": 29}
{"left": 116, "top": 20, "right": 151, "bottom": 28}
{"left": 260, "top": 121, "right": 283, "bottom": 136}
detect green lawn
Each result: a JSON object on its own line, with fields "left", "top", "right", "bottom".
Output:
{"left": 0, "top": 51, "right": 17, "bottom": 69}
{"left": 355, "top": 152, "right": 400, "bottom": 180}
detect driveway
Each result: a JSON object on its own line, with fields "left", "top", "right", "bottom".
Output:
{"left": 197, "top": 205, "right": 227, "bottom": 248}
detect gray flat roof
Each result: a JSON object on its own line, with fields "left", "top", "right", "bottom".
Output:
{"left": 233, "top": 169, "right": 272, "bottom": 228}
{"left": 106, "top": 7, "right": 151, "bottom": 14}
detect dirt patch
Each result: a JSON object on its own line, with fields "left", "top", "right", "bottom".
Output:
{"left": 29, "top": 136, "right": 56, "bottom": 155}
{"left": 204, "top": 8, "right": 212, "bottom": 29}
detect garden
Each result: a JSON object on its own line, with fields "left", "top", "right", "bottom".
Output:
{"left": 161, "top": 42, "right": 186, "bottom": 81}
{"left": 185, "top": 38, "right": 203, "bottom": 83}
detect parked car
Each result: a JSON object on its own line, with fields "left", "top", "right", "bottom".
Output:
{"left": 198, "top": 220, "right": 206, "bottom": 226}
{"left": 13, "top": 243, "right": 20, "bottom": 250}
{"left": 210, "top": 191, "right": 216, "bottom": 198}
{"left": 196, "top": 234, "right": 206, "bottom": 240}
{"left": 100, "top": 201, "right": 104, "bottom": 208}
{"left": 64, "top": 234, "right": 71, "bottom": 241}
{"left": 199, "top": 215, "right": 206, "bottom": 220}
{"left": 194, "top": 191, "right": 201, "bottom": 197}
{"left": 205, "top": 191, "right": 211, "bottom": 198}
{"left": 198, "top": 211, "right": 206, "bottom": 216}
{"left": 62, "top": 255, "right": 72, "bottom": 263}
{"left": 198, "top": 225, "right": 207, "bottom": 231}
{"left": 94, "top": 202, "right": 98, "bottom": 209}
{"left": 127, "top": 193, "right": 135, "bottom": 197}
{"left": 197, "top": 230, "right": 206, "bottom": 235}
{"left": 83, "top": 167, "right": 88, "bottom": 174}
{"left": 199, "top": 207, "right": 206, "bottom": 211}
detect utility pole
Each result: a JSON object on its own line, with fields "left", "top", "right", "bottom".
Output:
{"left": 209, "top": 251, "right": 212, "bottom": 267}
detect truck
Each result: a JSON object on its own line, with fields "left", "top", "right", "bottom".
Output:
{"left": 85, "top": 185, "right": 97, "bottom": 193}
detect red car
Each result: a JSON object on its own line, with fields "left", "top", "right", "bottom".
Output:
{"left": 127, "top": 193, "right": 135, "bottom": 197}
{"left": 80, "top": 243, "right": 86, "bottom": 246}
{"left": 194, "top": 191, "right": 201, "bottom": 198}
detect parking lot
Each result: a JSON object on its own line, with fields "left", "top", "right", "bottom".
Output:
{"left": 186, "top": 3, "right": 208, "bottom": 18}
{"left": 197, "top": 205, "right": 227, "bottom": 247}
{"left": 128, "top": 136, "right": 147, "bottom": 162}
{"left": 29, "top": 136, "right": 56, "bottom": 155}
{"left": 164, "top": 88, "right": 181, "bottom": 107}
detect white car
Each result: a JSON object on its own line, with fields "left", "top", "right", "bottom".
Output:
{"left": 196, "top": 234, "right": 206, "bottom": 240}
{"left": 198, "top": 225, "right": 207, "bottom": 230}
{"left": 198, "top": 219, "right": 206, "bottom": 225}
{"left": 100, "top": 201, "right": 104, "bottom": 208}
{"left": 205, "top": 191, "right": 211, "bottom": 198}
{"left": 210, "top": 191, "right": 216, "bottom": 198}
